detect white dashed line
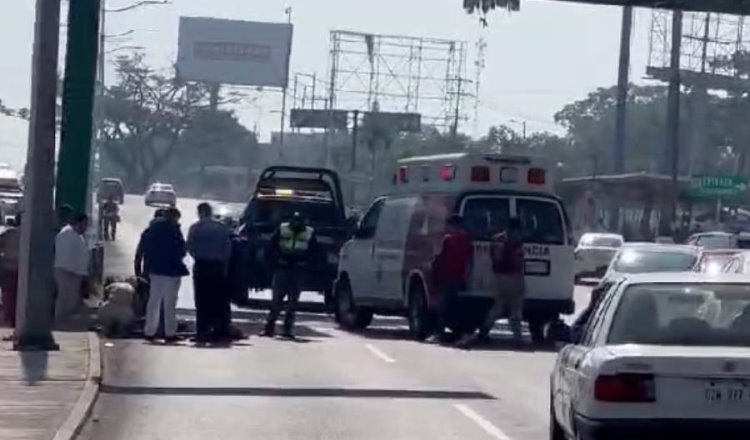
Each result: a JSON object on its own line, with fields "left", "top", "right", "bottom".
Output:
{"left": 364, "top": 343, "right": 396, "bottom": 363}
{"left": 454, "top": 403, "right": 513, "bottom": 440}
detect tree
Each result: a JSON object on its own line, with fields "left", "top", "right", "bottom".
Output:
{"left": 100, "top": 53, "right": 213, "bottom": 190}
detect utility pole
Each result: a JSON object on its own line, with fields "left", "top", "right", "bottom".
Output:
{"left": 14, "top": 0, "right": 62, "bottom": 350}
{"left": 665, "top": 9, "right": 683, "bottom": 234}
{"left": 57, "top": 0, "right": 102, "bottom": 215}
{"left": 613, "top": 6, "right": 632, "bottom": 175}
{"left": 351, "top": 110, "right": 360, "bottom": 172}
{"left": 610, "top": 5, "right": 633, "bottom": 232}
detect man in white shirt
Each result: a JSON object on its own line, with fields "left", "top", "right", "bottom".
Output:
{"left": 54, "top": 214, "right": 89, "bottom": 325}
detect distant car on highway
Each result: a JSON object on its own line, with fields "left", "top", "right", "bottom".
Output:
{"left": 551, "top": 273, "right": 750, "bottom": 440}
{"left": 144, "top": 183, "right": 176, "bottom": 207}
{"left": 687, "top": 231, "right": 737, "bottom": 249}
{"left": 601, "top": 243, "right": 700, "bottom": 285}
{"left": 694, "top": 249, "right": 742, "bottom": 275}
{"left": 574, "top": 233, "right": 623, "bottom": 282}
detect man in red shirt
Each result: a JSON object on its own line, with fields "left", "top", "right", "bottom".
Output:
{"left": 430, "top": 214, "right": 473, "bottom": 343}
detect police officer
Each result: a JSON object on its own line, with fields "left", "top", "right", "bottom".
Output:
{"left": 260, "top": 212, "right": 319, "bottom": 339}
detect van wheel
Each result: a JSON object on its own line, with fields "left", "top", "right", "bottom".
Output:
{"left": 408, "top": 283, "right": 433, "bottom": 341}
{"left": 335, "top": 278, "right": 372, "bottom": 331}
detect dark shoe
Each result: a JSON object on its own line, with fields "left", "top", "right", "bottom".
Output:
{"left": 280, "top": 331, "right": 295, "bottom": 340}
{"left": 259, "top": 329, "right": 275, "bottom": 338}
{"left": 164, "top": 336, "right": 180, "bottom": 344}
{"left": 144, "top": 335, "right": 157, "bottom": 342}
{"left": 193, "top": 334, "right": 212, "bottom": 344}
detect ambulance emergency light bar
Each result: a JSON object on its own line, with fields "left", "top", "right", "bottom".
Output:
{"left": 397, "top": 164, "right": 546, "bottom": 185}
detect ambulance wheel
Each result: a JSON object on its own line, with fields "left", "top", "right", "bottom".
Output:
{"left": 335, "top": 278, "right": 373, "bottom": 331}
{"left": 408, "top": 283, "right": 433, "bottom": 341}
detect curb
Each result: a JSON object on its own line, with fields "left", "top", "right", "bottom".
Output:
{"left": 52, "top": 332, "right": 102, "bottom": 440}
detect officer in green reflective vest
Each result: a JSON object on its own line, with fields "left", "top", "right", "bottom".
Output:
{"left": 260, "top": 212, "right": 319, "bottom": 338}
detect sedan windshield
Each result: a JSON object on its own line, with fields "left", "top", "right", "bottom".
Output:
{"left": 695, "top": 234, "right": 734, "bottom": 249}
{"left": 611, "top": 249, "right": 697, "bottom": 274}
{"left": 608, "top": 283, "right": 750, "bottom": 347}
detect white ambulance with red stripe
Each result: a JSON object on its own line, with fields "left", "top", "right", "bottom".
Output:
{"left": 333, "top": 152, "right": 575, "bottom": 343}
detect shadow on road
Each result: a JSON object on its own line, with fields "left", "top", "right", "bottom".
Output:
{"left": 99, "top": 384, "right": 496, "bottom": 400}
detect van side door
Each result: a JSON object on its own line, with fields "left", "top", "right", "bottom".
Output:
{"left": 346, "top": 198, "right": 386, "bottom": 300}
{"left": 374, "top": 196, "right": 417, "bottom": 303}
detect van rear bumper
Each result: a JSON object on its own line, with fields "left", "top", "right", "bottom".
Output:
{"left": 523, "top": 298, "right": 575, "bottom": 317}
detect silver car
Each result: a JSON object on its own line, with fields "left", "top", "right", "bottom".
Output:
{"left": 144, "top": 183, "right": 177, "bottom": 207}
{"left": 574, "top": 233, "right": 623, "bottom": 281}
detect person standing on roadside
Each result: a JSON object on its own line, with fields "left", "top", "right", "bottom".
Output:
{"left": 141, "top": 208, "right": 188, "bottom": 343}
{"left": 260, "top": 212, "right": 319, "bottom": 339}
{"left": 476, "top": 217, "right": 526, "bottom": 346}
{"left": 429, "top": 214, "right": 473, "bottom": 344}
{"left": 187, "top": 203, "right": 232, "bottom": 343}
{"left": 0, "top": 214, "right": 21, "bottom": 327}
{"left": 101, "top": 196, "right": 120, "bottom": 241}
{"left": 54, "top": 214, "right": 90, "bottom": 326}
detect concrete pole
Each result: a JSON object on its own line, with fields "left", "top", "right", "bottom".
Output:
{"left": 611, "top": 5, "right": 632, "bottom": 232}
{"left": 57, "top": 0, "right": 101, "bottom": 215}
{"left": 14, "top": 0, "right": 62, "bottom": 350}
{"left": 664, "top": 9, "right": 683, "bottom": 235}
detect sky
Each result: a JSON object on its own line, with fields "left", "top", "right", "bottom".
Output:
{"left": 0, "top": 0, "right": 661, "bottom": 170}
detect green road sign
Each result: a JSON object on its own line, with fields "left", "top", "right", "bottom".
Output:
{"left": 690, "top": 174, "right": 748, "bottom": 197}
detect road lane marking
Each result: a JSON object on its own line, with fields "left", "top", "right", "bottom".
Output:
{"left": 454, "top": 404, "right": 513, "bottom": 440}
{"left": 364, "top": 343, "right": 396, "bottom": 363}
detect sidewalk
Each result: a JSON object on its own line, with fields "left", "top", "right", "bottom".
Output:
{"left": 0, "top": 329, "right": 100, "bottom": 440}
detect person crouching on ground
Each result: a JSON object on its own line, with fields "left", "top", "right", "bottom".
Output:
{"left": 187, "top": 203, "right": 233, "bottom": 344}
{"left": 99, "top": 277, "right": 137, "bottom": 338}
{"left": 53, "top": 214, "right": 90, "bottom": 326}
{"left": 141, "top": 208, "right": 188, "bottom": 343}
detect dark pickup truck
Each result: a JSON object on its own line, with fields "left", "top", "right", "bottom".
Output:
{"left": 230, "top": 166, "right": 353, "bottom": 308}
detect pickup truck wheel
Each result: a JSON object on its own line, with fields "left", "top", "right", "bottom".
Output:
{"left": 408, "top": 284, "right": 433, "bottom": 341}
{"left": 529, "top": 318, "right": 547, "bottom": 345}
{"left": 335, "top": 279, "right": 372, "bottom": 331}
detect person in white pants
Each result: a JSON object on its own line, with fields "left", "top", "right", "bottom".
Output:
{"left": 138, "top": 208, "right": 188, "bottom": 342}
{"left": 53, "top": 214, "right": 90, "bottom": 326}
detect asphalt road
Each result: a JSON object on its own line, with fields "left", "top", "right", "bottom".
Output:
{"left": 83, "top": 195, "right": 593, "bottom": 440}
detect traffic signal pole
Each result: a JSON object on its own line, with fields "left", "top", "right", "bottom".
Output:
{"left": 57, "top": 0, "right": 101, "bottom": 215}
{"left": 14, "top": 0, "right": 62, "bottom": 350}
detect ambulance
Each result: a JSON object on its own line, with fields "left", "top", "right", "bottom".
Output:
{"left": 333, "top": 152, "right": 575, "bottom": 343}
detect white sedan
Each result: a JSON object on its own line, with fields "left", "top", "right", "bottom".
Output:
{"left": 575, "top": 233, "right": 623, "bottom": 281}
{"left": 144, "top": 183, "right": 177, "bottom": 207}
{"left": 551, "top": 273, "right": 750, "bottom": 440}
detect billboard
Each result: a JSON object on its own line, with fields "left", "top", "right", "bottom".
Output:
{"left": 290, "top": 109, "right": 349, "bottom": 130}
{"left": 177, "top": 17, "right": 293, "bottom": 88}
{"left": 362, "top": 112, "right": 421, "bottom": 133}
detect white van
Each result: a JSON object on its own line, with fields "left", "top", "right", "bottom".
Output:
{"left": 334, "top": 152, "right": 575, "bottom": 343}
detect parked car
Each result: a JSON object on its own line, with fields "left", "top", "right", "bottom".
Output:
{"left": 551, "top": 273, "right": 750, "bottom": 440}
{"left": 144, "top": 183, "right": 176, "bottom": 207}
{"left": 574, "top": 233, "right": 623, "bottom": 281}
{"left": 687, "top": 231, "right": 737, "bottom": 249}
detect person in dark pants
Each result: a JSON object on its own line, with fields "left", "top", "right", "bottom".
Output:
{"left": 428, "top": 214, "right": 473, "bottom": 344}
{"left": 187, "top": 203, "right": 233, "bottom": 343}
{"left": 260, "top": 212, "right": 319, "bottom": 339}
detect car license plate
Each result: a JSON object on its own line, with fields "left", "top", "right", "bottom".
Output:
{"left": 705, "top": 382, "right": 750, "bottom": 403}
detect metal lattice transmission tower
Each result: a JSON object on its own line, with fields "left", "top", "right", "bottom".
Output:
{"left": 325, "top": 30, "right": 472, "bottom": 131}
